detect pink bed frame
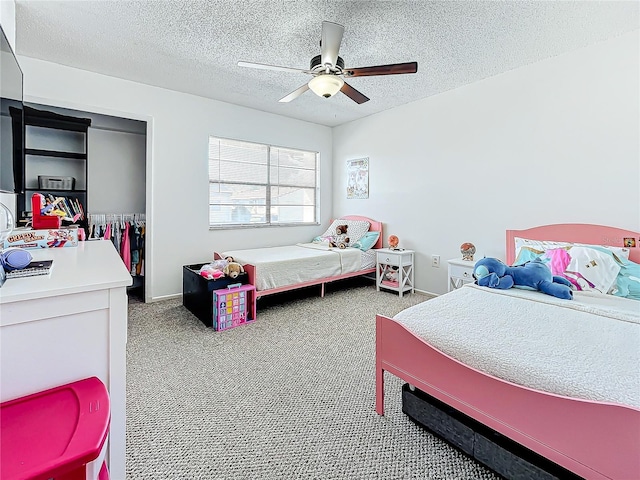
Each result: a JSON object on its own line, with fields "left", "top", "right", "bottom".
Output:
{"left": 376, "top": 224, "right": 640, "bottom": 480}
{"left": 223, "top": 215, "right": 383, "bottom": 299}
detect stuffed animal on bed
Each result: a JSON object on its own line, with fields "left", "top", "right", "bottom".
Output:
{"left": 329, "top": 224, "right": 350, "bottom": 249}
{"left": 473, "top": 257, "right": 573, "bottom": 300}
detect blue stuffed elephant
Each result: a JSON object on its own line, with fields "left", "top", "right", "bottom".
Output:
{"left": 473, "top": 257, "right": 573, "bottom": 300}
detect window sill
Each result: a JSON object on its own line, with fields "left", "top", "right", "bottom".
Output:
{"left": 209, "top": 222, "right": 320, "bottom": 231}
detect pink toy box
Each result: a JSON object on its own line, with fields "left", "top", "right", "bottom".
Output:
{"left": 0, "top": 376, "right": 110, "bottom": 480}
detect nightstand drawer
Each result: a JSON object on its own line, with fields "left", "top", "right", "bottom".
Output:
{"left": 377, "top": 252, "right": 401, "bottom": 266}
{"left": 449, "top": 263, "right": 475, "bottom": 280}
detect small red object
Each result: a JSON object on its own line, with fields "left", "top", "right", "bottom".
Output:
{"left": 1, "top": 377, "right": 110, "bottom": 480}
{"left": 32, "top": 193, "right": 62, "bottom": 229}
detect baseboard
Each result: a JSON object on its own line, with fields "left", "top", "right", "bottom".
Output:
{"left": 148, "top": 293, "right": 181, "bottom": 303}
{"left": 413, "top": 288, "right": 438, "bottom": 297}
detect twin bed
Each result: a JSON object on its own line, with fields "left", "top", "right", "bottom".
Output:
{"left": 221, "top": 215, "right": 382, "bottom": 298}
{"left": 216, "top": 219, "right": 638, "bottom": 478}
{"left": 376, "top": 224, "right": 640, "bottom": 480}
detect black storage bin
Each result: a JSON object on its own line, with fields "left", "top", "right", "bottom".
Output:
{"left": 182, "top": 263, "right": 249, "bottom": 327}
{"left": 401, "top": 384, "right": 581, "bottom": 480}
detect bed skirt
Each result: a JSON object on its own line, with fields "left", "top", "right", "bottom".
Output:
{"left": 401, "top": 384, "right": 582, "bottom": 480}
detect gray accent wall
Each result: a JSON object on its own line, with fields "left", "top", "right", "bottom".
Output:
{"left": 88, "top": 128, "right": 145, "bottom": 214}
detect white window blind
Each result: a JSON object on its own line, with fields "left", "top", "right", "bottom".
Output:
{"left": 208, "top": 137, "right": 318, "bottom": 227}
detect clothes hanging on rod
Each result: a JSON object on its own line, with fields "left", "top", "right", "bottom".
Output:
{"left": 88, "top": 214, "right": 145, "bottom": 277}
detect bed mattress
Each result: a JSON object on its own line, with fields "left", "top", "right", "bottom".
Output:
{"left": 223, "top": 243, "right": 366, "bottom": 291}
{"left": 394, "top": 284, "right": 640, "bottom": 408}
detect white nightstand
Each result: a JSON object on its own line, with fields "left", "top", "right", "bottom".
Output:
{"left": 448, "top": 258, "right": 477, "bottom": 292}
{"left": 376, "top": 248, "right": 415, "bottom": 297}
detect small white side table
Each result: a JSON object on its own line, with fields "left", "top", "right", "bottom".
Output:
{"left": 448, "top": 258, "right": 477, "bottom": 292}
{"left": 376, "top": 248, "right": 415, "bottom": 297}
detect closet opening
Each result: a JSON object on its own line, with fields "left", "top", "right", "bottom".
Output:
{"left": 24, "top": 102, "right": 147, "bottom": 301}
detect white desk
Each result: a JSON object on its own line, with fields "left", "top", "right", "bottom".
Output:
{"left": 0, "top": 240, "right": 132, "bottom": 479}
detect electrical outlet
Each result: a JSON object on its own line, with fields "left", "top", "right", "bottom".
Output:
{"left": 432, "top": 255, "right": 440, "bottom": 268}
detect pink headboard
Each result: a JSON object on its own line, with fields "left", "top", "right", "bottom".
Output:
{"left": 506, "top": 224, "right": 640, "bottom": 264}
{"left": 340, "top": 215, "right": 383, "bottom": 249}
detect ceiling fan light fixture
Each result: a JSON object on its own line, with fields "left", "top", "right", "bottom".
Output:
{"left": 308, "top": 74, "right": 344, "bottom": 98}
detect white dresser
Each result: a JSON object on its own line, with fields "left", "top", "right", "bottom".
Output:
{"left": 0, "top": 241, "right": 132, "bottom": 479}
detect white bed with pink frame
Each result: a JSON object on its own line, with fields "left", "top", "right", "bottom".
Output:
{"left": 376, "top": 223, "right": 640, "bottom": 480}
{"left": 220, "top": 215, "right": 383, "bottom": 299}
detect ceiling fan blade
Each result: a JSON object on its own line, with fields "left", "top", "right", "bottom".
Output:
{"left": 279, "top": 83, "right": 310, "bottom": 103}
{"left": 340, "top": 82, "right": 370, "bottom": 104}
{"left": 320, "top": 21, "right": 344, "bottom": 68}
{"left": 238, "top": 61, "right": 310, "bottom": 74}
{"left": 344, "top": 61, "right": 418, "bottom": 77}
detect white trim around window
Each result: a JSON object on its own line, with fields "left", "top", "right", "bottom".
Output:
{"left": 208, "top": 136, "right": 319, "bottom": 228}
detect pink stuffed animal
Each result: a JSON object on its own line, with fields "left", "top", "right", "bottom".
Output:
{"left": 199, "top": 263, "right": 225, "bottom": 280}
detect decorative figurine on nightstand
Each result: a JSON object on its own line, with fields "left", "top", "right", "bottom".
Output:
{"left": 388, "top": 235, "right": 399, "bottom": 250}
{"left": 460, "top": 242, "right": 476, "bottom": 261}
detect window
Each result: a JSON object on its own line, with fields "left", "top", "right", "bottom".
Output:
{"left": 208, "top": 137, "right": 318, "bottom": 227}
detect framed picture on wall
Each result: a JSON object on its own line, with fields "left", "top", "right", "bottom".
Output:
{"left": 347, "top": 157, "right": 369, "bottom": 199}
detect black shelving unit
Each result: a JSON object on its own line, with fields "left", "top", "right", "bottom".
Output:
{"left": 19, "top": 106, "right": 91, "bottom": 230}
{"left": 25, "top": 148, "right": 87, "bottom": 160}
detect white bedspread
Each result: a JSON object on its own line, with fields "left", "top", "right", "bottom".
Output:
{"left": 394, "top": 284, "right": 640, "bottom": 408}
{"left": 223, "top": 243, "right": 363, "bottom": 291}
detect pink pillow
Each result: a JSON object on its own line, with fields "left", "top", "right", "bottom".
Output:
{"left": 544, "top": 248, "right": 571, "bottom": 276}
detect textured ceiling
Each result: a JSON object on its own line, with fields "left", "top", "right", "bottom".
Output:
{"left": 14, "top": 0, "right": 639, "bottom": 127}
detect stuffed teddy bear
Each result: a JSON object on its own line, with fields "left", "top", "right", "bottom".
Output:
{"left": 223, "top": 261, "right": 245, "bottom": 279}
{"left": 329, "top": 225, "right": 350, "bottom": 249}
{"left": 473, "top": 257, "right": 573, "bottom": 300}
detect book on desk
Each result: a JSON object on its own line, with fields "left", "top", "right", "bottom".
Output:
{"left": 5, "top": 260, "right": 53, "bottom": 279}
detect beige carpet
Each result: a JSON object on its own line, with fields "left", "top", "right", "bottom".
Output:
{"left": 126, "top": 279, "right": 498, "bottom": 479}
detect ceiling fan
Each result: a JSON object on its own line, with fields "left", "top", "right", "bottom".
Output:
{"left": 238, "top": 21, "right": 418, "bottom": 104}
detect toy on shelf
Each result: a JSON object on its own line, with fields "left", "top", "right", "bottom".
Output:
{"left": 31, "top": 193, "right": 61, "bottom": 229}
{"left": 42, "top": 196, "right": 81, "bottom": 223}
{"left": 385, "top": 267, "right": 398, "bottom": 283}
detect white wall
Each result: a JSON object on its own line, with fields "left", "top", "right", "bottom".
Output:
{"left": 333, "top": 30, "right": 640, "bottom": 295}
{"left": 19, "top": 57, "right": 333, "bottom": 300}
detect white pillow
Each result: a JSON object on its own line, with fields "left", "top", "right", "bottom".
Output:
{"left": 564, "top": 246, "right": 621, "bottom": 294}
{"left": 576, "top": 243, "right": 630, "bottom": 261}
{"left": 319, "top": 219, "right": 370, "bottom": 246}
{"left": 514, "top": 237, "right": 631, "bottom": 262}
